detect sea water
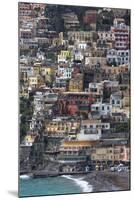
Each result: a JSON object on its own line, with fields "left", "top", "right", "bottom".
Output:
{"left": 19, "top": 175, "right": 93, "bottom": 197}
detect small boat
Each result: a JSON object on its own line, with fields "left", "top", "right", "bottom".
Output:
{"left": 20, "top": 174, "right": 32, "bottom": 180}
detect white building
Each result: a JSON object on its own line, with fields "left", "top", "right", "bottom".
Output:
{"left": 33, "top": 92, "right": 44, "bottom": 113}
{"left": 77, "top": 119, "right": 110, "bottom": 141}
{"left": 87, "top": 82, "right": 103, "bottom": 96}
{"left": 77, "top": 42, "right": 87, "bottom": 49}
{"left": 85, "top": 57, "right": 106, "bottom": 66}
{"left": 107, "top": 49, "right": 130, "bottom": 66}
{"left": 56, "top": 65, "right": 73, "bottom": 80}
{"left": 73, "top": 50, "right": 84, "bottom": 61}
{"left": 101, "top": 103, "right": 112, "bottom": 116}
{"left": 91, "top": 103, "right": 112, "bottom": 117}
{"left": 111, "top": 18, "right": 130, "bottom": 50}
{"left": 81, "top": 120, "right": 110, "bottom": 130}
{"left": 98, "top": 31, "right": 115, "bottom": 41}
{"left": 58, "top": 54, "right": 68, "bottom": 63}
{"left": 77, "top": 128, "right": 101, "bottom": 141}
{"left": 110, "top": 92, "right": 123, "bottom": 108}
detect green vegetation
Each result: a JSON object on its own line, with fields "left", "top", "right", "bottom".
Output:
{"left": 115, "top": 122, "right": 130, "bottom": 133}
{"left": 34, "top": 7, "right": 41, "bottom": 12}
{"left": 20, "top": 96, "right": 33, "bottom": 140}
{"left": 46, "top": 52, "right": 56, "bottom": 62}
{"left": 44, "top": 5, "right": 65, "bottom": 33}
{"left": 96, "top": 9, "right": 114, "bottom": 31}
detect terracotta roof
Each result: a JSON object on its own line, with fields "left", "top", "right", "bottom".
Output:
{"left": 63, "top": 140, "right": 99, "bottom": 146}
{"left": 82, "top": 119, "right": 101, "bottom": 124}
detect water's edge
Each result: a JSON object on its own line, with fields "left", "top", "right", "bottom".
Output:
{"left": 19, "top": 174, "right": 93, "bottom": 196}
{"left": 61, "top": 175, "right": 93, "bottom": 192}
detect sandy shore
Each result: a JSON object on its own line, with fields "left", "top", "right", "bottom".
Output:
{"left": 82, "top": 171, "right": 130, "bottom": 192}
{"left": 21, "top": 169, "right": 130, "bottom": 193}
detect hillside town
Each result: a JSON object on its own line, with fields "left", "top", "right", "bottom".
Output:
{"left": 19, "top": 3, "right": 130, "bottom": 176}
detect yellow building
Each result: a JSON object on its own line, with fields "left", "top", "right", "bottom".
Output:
{"left": 59, "top": 140, "right": 99, "bottom": 156}
{"left": 123, "top": 96, "right": 130, "bottom": 107}
{"left": 61, "top": 140, "right": 99, "bottom": 149}
{"left": 40, "top": 66, "right": 55, "bottom": 83}
{"left": 33, "top": 66, "right": 40, "bottom": 75}
{"left": 67, "top": 31, "right": 94, "bottom": 42}
{"left": 91, "top": 145, "right": 130, "bottom": 163}
{"left": 40, "top": 66, "right": 54, "bottom": 76}
{"left": 19, "top": 87, "right": 29, "bottom": 98}
{"left": 33, "top": 62, "right": 42, "bottom": 75}
{"left": 91, "top": 146, "right": 120, "bottom": 161}
{"left": 69, "top": 74, "right": 83, "bottom": 92}
{"left": 122, "top": 91, "right": 130, "bottom": 107}
{"left": 28, "top": 75, "right": 42, "bottom": 88}
{"left": 58, "top": 140, "right": 99, "bottom": 165}
{"left": 102, "top": 64, "right": 129, "bottom": 75}
{"left": 61, "top": 50, "right": 71, "bottom": 57}
{"left": 24, "top": 135, "right": 37, "bottom": 146}
{"left": 45, "top": 121, "right": 80, "bottom": 136}
{"left": 52, "top": 32, "right": 64, "bottom": 46}
{"left": 58, "top": 50, "right": 71, "bottom": 62}
{"left": 20, "top": 72, "right": 28, "bottom": 83}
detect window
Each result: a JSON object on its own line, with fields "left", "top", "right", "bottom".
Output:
{"left": 83, "top": 125, "right": 87, "bottom": 129}
{"left": 90, "top": 88, "right": 97, "bottom": 92}
{"left": 117, "top": 100, "right": 120, "bottom": 104}
{"left": 102, "top": 106, "right": 104, "bottom": 110}
{"left": 112, "top": 100, "right": 115, "bottom": 104}
{"left": 107, "top": 106, "right": 109, "bottom": 110}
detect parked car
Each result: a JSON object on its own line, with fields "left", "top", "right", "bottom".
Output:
{"left": 117, "top": 164, "right": 129, "bottom": 172}
{"left": 110, "top": 164, "right": 129, "bottom": 172}
{"left": 110, "top": 165, "right": 118, "bottom": 172}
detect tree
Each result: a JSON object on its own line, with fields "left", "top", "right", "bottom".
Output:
{"left": 20, "top": 97, "right": 34, "bottom": 140}
{"left": 34, "top": 7, "right": 41, "bottom": 13}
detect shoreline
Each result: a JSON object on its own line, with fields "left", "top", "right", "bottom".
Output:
{"left": 20, "top": 170, "right": 130, "bottom": 193}
{"left": 61, "top": 175, "right": 93, "bottom": 193}
{"left": 82, "top": 171, "right": 130, "bottom": 192}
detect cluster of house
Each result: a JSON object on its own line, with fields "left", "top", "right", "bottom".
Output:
{"left": 19, "top": 3, "right": 130, "bottom": 173}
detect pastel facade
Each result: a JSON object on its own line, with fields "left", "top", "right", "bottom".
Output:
{"left": 91, "top": 145, "right": 130, "bottom": 162}
{"left": 110, "top": 92, "right": 123, "bottom": 108}
{"left": 58, "top": 140, "right": 99, "bottom": 164}
{"left": 85, "top": 57, "right": 106, "bottom": 66}
{"left": 69, "top": 74, "right": 83, "bottom": 92}
{"left": 98, "top": 31, "right": 115, "bottom": 41}
{"left": 45, "top": 121, "right": 80, "bottom": 137}
{"left": 88, "top": 82, "right": 103, "bottom": 96}
{"left": 57, "top": 65, "right": 73, "bottom": 79}
{"left": 111, "top": 18, "right": 130, "bottom": 50}
{"left": 77, "top": 128, "right": 102, "bottom": 141}
{"left": 23, "top": 134, "right": 37, "bottom": 146}
{"left": 28, "top": 75, "right": 42, "bottom": 88}
{"left": 58, "top": 50, "right": 71, "bottom": 63}
{"left": 83, "top": 10, "right": 97, "bottom": 30}
{"left": 91, "top": 103, "right": 112, "bottom": 117}
{"left": 67, "top": 31, "right": 94, "bottom": 42}
{"left": 107, "top": 49, "right": 130, "bottom": 66}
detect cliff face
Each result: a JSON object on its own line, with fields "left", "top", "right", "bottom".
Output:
{"left": 20, "top": 135, "right": 61, "bottom": 173}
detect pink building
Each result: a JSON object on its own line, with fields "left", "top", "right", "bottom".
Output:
{"left": 111, "top": 19, "right": 130, "bottom": 50}
{"left": 118, "top": 145, "right": 130, "bottom": 162}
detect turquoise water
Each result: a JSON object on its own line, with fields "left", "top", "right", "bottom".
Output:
{"left": 19, "top": 176, "right": 83, "bottom": 197}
